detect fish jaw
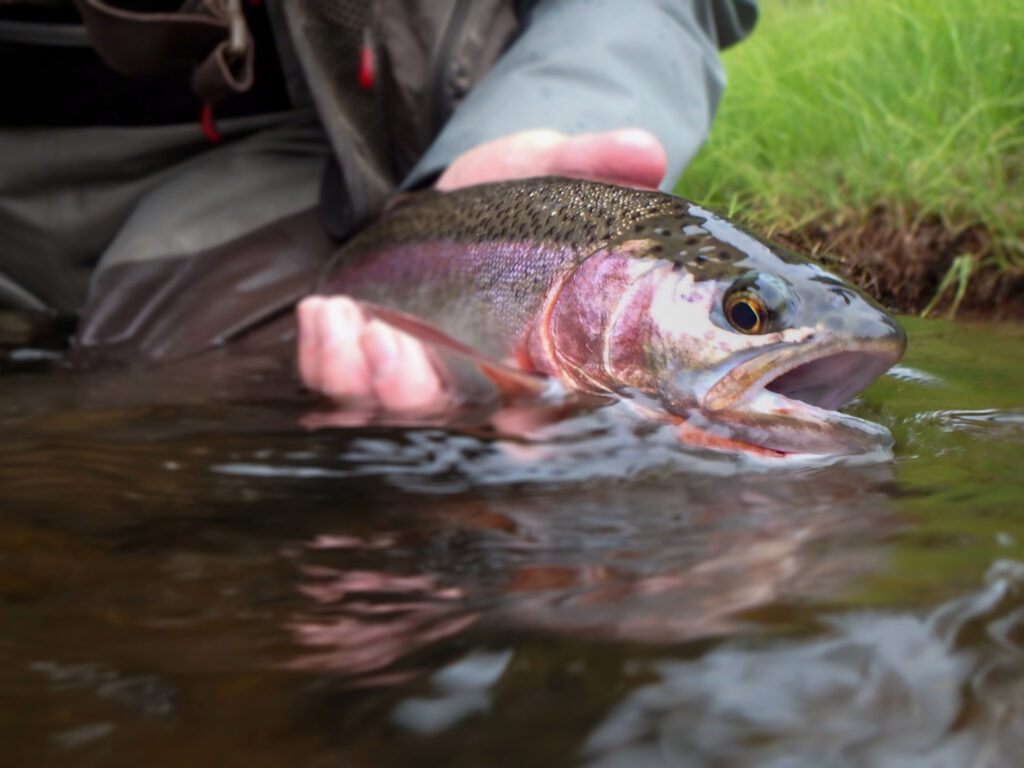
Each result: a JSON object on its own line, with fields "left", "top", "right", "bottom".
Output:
{"left": 704, "top": 337, "right": 905, "bottom": 414}
{"left": 669, "top": 337, "right": 906, "bottom": 458}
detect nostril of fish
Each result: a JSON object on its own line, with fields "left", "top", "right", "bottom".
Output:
{"left": 829, "top": 287, "right": 853, "bottom": 305}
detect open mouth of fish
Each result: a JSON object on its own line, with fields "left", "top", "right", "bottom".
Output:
{"left": 675, "top": 341, "right": 904, "bottom": 458}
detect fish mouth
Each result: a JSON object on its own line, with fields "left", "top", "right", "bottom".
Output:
{"left": 678, "top": 340, "right": 905, "bottom": 458}
{"left": 763, "top": 347, "right": 900, "bottom": 411}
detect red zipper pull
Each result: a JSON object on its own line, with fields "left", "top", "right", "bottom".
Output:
{"left": 358, "top": 26, "right": 376, "bottom": 90}
{"left": 200, "top": 103, "right": 222, "bottom": 143}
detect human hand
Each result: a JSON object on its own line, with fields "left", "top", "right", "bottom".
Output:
{"left": 435, "top": 127, "right": 667, "bottom": 191}
{"left": 297, "top": 296, "right": 448, "bottom": 418}
{"left": 298, "top": 128, "right": 668, "bottom": 418}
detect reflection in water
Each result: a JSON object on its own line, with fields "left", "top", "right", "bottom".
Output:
{"left": 288, "top": 565, "right": 478, "bottom": 677}
{"left": 30, "top": 661, "right": 177, "bottom": 718}
{"left": 283, "top": 465, "right": 900, "bottom": 679}
{"left": 928, "top": 407, "right": 1024, "bottom": 443}
{"left": 2, "top": 318, "right": 1024, "bottom": 765}
{"left": 390, "top": 650, "right": 514, "bottom": 736}
{"left": 215, "top": 399, "right": 895, "bottom": 494}
{"left": 583, "top": 561, "right": 1024, "bottom": 767}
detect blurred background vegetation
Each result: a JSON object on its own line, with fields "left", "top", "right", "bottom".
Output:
{"left": 677, "top": 0, "right": 1024, "bottom": 317}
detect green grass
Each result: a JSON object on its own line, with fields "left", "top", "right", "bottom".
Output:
{"left": 677, "top": 0, "right": 1024, "bottom": 271}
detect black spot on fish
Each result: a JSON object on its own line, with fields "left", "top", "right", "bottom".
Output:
{"left": 651, "top": 245, "right": 664, "bottom": 255}
{"left": 830, "top": 287, "right": 853, "bottom": 305}
{"left": 634, "top": 224, "right": 646, "bottom": 233}
{"left": 685, "top": 236, "right": 700, "bottom": 246}
{"left": 332, "top": 177, "right": 713, "bottom": 268}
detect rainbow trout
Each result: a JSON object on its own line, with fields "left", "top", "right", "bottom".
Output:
{"left": 320, "top": 177, "right": 906, "bottom": 458}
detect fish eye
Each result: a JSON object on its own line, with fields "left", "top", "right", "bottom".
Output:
{"left": 721, "top": 273, "right": 791, "bottom": 334}
{"left": 724, "top": 291, "right": 767, "bottom": 334}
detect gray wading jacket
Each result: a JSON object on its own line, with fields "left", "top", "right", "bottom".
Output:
{"left": 7, "top": 0, "right": 756, "bottom": 363}
{"left": 65, "top": 0, "right": 756, "bottom": 236}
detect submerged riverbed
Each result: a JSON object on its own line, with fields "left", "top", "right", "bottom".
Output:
{"left": 2, "top": 316, "right": 1024, "bottom": 766}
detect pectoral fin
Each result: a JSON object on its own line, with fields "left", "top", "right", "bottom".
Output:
{"left": 355, "top": 301, "right": 555, "bottom": 402}
{"left": 301, "top": 298, "right": 611, "bottom": 435}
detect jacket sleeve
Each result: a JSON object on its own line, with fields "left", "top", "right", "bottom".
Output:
{"left": 401, "top": 0, "right": 758, "bottom": 193}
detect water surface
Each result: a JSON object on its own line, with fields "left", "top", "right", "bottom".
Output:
{"left": 2, "top": 317, "right": 1024, "bottom": 766}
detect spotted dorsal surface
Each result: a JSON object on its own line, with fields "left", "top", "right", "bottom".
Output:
{"left": 330, "top": 176, "right": 702, "bottom": 260}
{"left": 321, "top": 178, "right": 710, "bottom": 355}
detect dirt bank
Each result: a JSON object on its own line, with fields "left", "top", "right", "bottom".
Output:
{"left": 775, "top": 208, "right": 1024, "bottom": 321}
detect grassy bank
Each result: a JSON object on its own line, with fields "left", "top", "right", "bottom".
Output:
{"left": 677, "top": 0, "right": 1024, "bottom": 317}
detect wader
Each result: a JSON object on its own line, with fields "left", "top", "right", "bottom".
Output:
{"left": 0, "top": 0, "right": 756, "bottom": 365}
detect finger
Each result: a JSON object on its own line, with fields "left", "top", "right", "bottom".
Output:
{"left": 362, "top": 320, "right": 448, "bottom": 414}
{"left": 297, "top": 296, "right": 326, "bottom": 392}
{"left": 550, "top": 129, "right": 668, "bottom": 190}
{"left": 316, "top": 297, "right": 374, "bottom": 400}
{"left": 435, "top": 129, "right": 566, "bottom": 191}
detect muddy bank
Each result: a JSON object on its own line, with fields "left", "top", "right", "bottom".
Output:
{"left": 774, "top": 207, "right": 1024, "bottom": 321}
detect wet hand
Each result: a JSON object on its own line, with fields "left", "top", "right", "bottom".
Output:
{"left": 297, "top": 296, "right": 448, "bottom": 418}
{"left": 435, "top": 128, "right": 667, "bottom": 191}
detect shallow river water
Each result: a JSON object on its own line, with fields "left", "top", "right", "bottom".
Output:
{"left": 2, "top": 316, "right": 1024, "bottom": 767}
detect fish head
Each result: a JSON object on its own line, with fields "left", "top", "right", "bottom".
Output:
{"left": 606, "top": 205, "right": 907, "bottom": 458}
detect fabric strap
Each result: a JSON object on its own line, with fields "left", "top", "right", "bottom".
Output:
{"left": 70, "top": 0, "right": 253, "bottom": 104}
